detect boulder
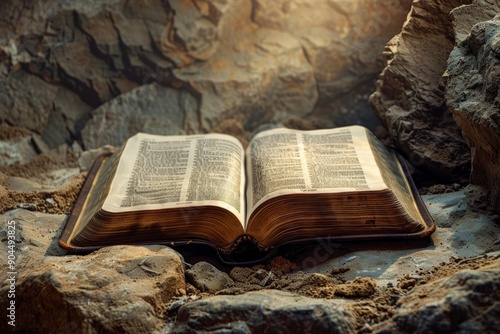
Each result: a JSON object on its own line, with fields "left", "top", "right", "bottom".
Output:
{"left": 372, "top": 264, "right": 500, "bottom": 333}
{"left": 174, "top": 27, "right": 318, "bottom": 132}
{"left": 173, "top": 289, "right": 356, "bottom": 333}
{"left": 81, "top": 84, "right": 199, "bottom": 149}
{"left": 369, "top": 0, "right": 472, "bottom": 182}
{"left": 0, "top": 242, "right": 186, "bottom": 334}
{"left": 0, "top": 125, "right": 39, "bottom": 167}
{"left": 0, "top": 209, "right": 185, "bottom": 333}
{"left": 0, "top": 71, "right": 91, "bottom": 148}
{"left": 254, "top": 0, "right": 412, "bottom": 105}
{"left": 1, "top": 0, "right": 412, "bottom": 145}
{"left": 446, "top": 0, "right": 500, "bottom": 213}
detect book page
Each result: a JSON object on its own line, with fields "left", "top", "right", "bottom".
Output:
{"left": 367, "top": 132, "right": 425, "bottom": 225}
{"left": 246, "top": 126, "right": 387, "bottom": 214}
{"left": 102, "top": 133, "right": 245, "bottom": 223}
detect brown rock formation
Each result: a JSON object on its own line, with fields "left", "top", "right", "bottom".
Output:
{"left": 0, "top": 244, "right": 186, "bottom": 333}
{"left": 1, "top": 0, "right": 411, "bottom": 149}
{"left": 446, "top": 0, "right": 500, "bottom": 213}
{"left": 373, "top": 263, "right": 500, "bottom": 333}
{"left": 369, "top": 0, "right": 473, "bottom": 183}
{"left": 81, "top": 84, "right": 199, "bottom": 149}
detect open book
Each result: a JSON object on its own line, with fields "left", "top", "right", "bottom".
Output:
{"left": 59, "top": 126, "right": 435, "bottom": 255}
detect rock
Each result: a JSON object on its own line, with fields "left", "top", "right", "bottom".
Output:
{"left": 0, "top": 71, "right": 91, "bottom": 148}
{"left": 78, "top": 145, "right": 118, "bottom": 171}
{"left": 45, "top": 198, "right": 55, "bottom": 206}
{"left": 0, "top": 243, "right": 186, "bottom": 334}
{"left": 449, "top": 0, "right": 500, "bottom": 42}
{"left": 372, "top": 263, "right": 500, "bottom": 333}
{"left": 1, "top": 0, "right": 412, "bottom": 146}
{"left": 0, "top": 124, "right": 52, "bottom": 167}
{"left": 175, "top": 0, "right": 412, "bottom": 133}
{"left": 369, "top": 0, "right": 472, "bottom": 182}
{"left": 185, "top": 261, "right": 235, "bottom": 293}
{"left": 174, "top": 26, "right": 318, "bottom": 132}
{"left": 0, "top": 136, "right": 38, "bottom": 167}
{"left": 161, "top": 0, "right": 232, "bottom": 66}
{"left": 0, "top": 210, "right": 70, "bottom": 267}
{"left": 81, "top": 84, "right": 199, "bottom": 149}
{"left": 0, "top": 0, "right": 170, "bottom": 145}
{"left": 173, "top": 289, "right": 356, "bottom": 333}
{"left": 446, "top": 1, "right": 500, "bottom": 213}
{"left": 254, "top": 0, "right": 412, "bottom": 104}
{"left": 16, "top": 203, "right": 37, "bottom": 211}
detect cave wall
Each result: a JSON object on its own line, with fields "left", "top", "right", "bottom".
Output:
{"left": 446, "top": 0, "right": 500, "bottom": 213}
{"left": 0, "top": 0, "right": 412, "bottom": 153}
{"left": 369, "top": 0, "right": 474, "bottom": 183}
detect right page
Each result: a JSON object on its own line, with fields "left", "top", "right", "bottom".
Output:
{"left": 246, "top": 126, "right": 388, "bottom": 219}
{"left": 245, "top": 125, "right": 433, "bottom": 247}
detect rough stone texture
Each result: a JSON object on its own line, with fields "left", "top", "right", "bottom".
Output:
{"left": 0, "top": 210, "right": 184, "bottom": 334}
{"left": 0, "top": 71, "right": 92, "bottom": 148}
{"left": 450, "top": 0, "right": 500, "bottom": 41}
{"left": 0, "top": 135, "right": 38, "bottom": 167}
{"left": 1, "top": 190, "right": 500, "bottom": 332}
{"left": 78, "top": 145, "right": 118, "bottom": 171}
{"left": 173, "top": 289, "right": 356, "bottom": 333}
{"left": 0, "top": 219, "right": 186, "bottom": 334}
{"left": 174, "top": 26, "right": 319, "bottom": 132}
{"left": 0, "top": 0, "right": 170, "bottom": 148}
{"left": 5, "top": 1, "right": 500, "bottom": 332}
{"left": 369, "top": 0, "right": 473, "bottom": 183}
{"left": 253, "top": 0, "right": 412, "bottom": 104}
{"left": 446, "top": 0, "right": 500, "bottom": 214}
{"left": 373, "top": 262, "right": 500, "bottom": 333}
{"left": 185, "top": 261, "right": 235, "bottom": 293}
{"left": 0, "top": 0, "right": 411, "bottom": 148}
{"left": 174, "top": 0, "right": 412, "bottom": 132}
{"left": 81, "top": 84, "right": 199, "bottom": 149}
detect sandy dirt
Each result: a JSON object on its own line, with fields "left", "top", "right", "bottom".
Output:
{"left": 181, "top": 252, "right": 499, "bottom": 331}
{"left": 0, "top": 138, "right": 84, "bottom": 214}
{"left": 1, "top": 130, "right": 499, "bottom": 332}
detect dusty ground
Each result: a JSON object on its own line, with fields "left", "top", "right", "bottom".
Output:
{"left": 1, "top": 128, "right": 499, "bottom": 332}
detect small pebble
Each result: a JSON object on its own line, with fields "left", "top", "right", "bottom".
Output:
{"left": 259, "top": 271, "right": 274, "bottom": 286}
{"left": 17, "top": 203, "right": 37, "bottom": 211}
{"left": 168, "top": 296, "right": 188, "bottom": 312}
{"left": 46, "top": 198, "right": 56, "bottom": 206}
{"left": 342, "top": 256, "right": 358, "bottom": 265}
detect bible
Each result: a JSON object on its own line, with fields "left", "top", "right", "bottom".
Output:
{"left": 59, "top": 125, "right": 435, "bottom": 256}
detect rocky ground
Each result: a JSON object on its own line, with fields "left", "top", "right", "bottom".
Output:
{"left": 1, "top": 0, "right": 500, "bottom": 333}
{"left": 0, "top": 128, "right": 499, "bottom": 333}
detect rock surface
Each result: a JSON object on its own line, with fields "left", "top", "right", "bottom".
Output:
{"left": 1, "top": 0, "right": 500, "bottom": 332}
{"left": 369, "top": 0, "right": 472, "bottom": 182}
{"left": 173, "top": 289, "right": 356, "bottom": 333}
{"left": 185, "top": 261, "right": 235, "bottom": 293}
{"left": 0, "top": 210, "right": 186, "bottom": 334}
{"left": 446, "top": 0, "right": 500, "bottom": 213}
{"left": 81, "top": 84, "right": 199, "bottom": 149}
{"left": 0, "top": 0, "right": 411, "bottom": 149}
{"left": 0, "top": 125, "right": 40, "bottom": 167}
{"left": 373, "top": 262, "right": 500, "bottom": 333}
{"left": 1, "top": 190, "right": 499, "bottom": 332}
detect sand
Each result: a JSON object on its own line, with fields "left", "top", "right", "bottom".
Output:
{"left": 1, "top": 137, "right": 499, "bottom": 332}
{"left": 0, "top": 139, "right": 84, "bottom": 214}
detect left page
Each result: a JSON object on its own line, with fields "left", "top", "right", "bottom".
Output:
{"left": 102, "top": 133, "right": 246, "bottom": 224}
